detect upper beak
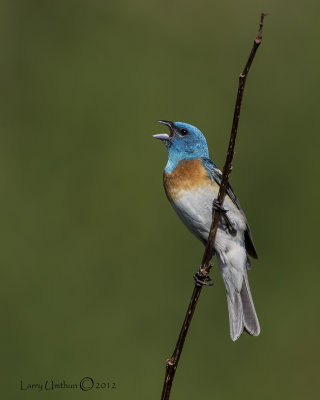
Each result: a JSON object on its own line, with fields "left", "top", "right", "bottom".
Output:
{"left": 153, "top": 120, "right": 174, "bottom": 141}
{"left": 157, "top": 120, "right": 174, "bottom": 128}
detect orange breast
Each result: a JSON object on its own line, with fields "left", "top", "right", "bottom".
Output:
{"left": 163, "top": 159, "right": 217, "bottom": 201}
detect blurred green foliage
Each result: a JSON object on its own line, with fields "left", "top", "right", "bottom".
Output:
{"left": 0, "top": 0, "right": 319, "bottom": 399}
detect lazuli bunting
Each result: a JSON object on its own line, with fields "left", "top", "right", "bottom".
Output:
{"left": 153, "top": 120, "right": 260, "bottom": 341}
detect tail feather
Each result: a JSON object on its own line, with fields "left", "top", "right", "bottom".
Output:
{"left": 226, "top": 271, "right": 260, "bottom": 341}
{"left": 227, "top": 292, "right": 244, "bottom": 341}
{"left": 241, "top": 271, "right": 260, "bottom": 336}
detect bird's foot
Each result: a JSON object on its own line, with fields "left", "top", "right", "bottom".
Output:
{"left": 212, "top": 198, "right": 227, "bottom": 214}
{"left": 193, "top": 268, "right": 213, "bottom": 287}
{"left": 212, "top": 199, "right": 237, "bottom": 236}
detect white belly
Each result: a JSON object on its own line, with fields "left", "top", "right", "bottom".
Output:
{"left": 171, "top": 187, "right": 248, "bottom": 293}
{"left": 171, "top": 187, "right": 247, "bottom": 251}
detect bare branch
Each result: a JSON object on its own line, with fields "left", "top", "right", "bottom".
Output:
{"left": 160, "top": 13, "right": 268, "bottom": 400}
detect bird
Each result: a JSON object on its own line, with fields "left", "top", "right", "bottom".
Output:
{"left": 153, "top": 120, "right": 260, "bottom": 341}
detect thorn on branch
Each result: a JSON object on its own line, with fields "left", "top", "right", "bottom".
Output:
{"left": 166, "top": 358, "right": 175, "bottom": 367}
{"left": 208, "top": 261, "right": 214, "bottom": 272}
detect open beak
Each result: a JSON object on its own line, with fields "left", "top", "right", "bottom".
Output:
{"left": 153, "top": 120, "right": 174, "bottom": 141}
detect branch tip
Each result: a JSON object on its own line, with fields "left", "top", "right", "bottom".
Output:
{"left": 255, "top": 12, "right": 269, "bottom": 43}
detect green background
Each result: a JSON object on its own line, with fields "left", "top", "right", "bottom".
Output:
{"left": 1, "top": 0, "right": 319, "bottom": 399}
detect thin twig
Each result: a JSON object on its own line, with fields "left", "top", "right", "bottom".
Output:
{"left": 160, "top": 13, "right": 268, "bottom": 400}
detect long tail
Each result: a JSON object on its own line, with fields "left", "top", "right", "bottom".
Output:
{"left": 226, "top": 271, "right": 260, "bottom": 341}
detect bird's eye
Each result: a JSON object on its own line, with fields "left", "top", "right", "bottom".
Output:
{"left": 180, "top": 129, "right": 188, "bottom": 136}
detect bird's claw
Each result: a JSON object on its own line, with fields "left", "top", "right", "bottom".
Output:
{"left": 193, "top": 270, "right": 213, "bottom": 287}
{"left": 212, "top": 198, "right": 227, "bottom": 214}
{"left": 212, "top": 199, "right": 237, "bottom": 236}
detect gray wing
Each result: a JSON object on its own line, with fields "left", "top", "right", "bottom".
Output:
{"left": 202, "top": 158, "right": 258, "bottom": 259}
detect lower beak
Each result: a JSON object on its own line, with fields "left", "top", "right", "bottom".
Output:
{"left": 152, "top": 133, "right": 170, "bottom": 141}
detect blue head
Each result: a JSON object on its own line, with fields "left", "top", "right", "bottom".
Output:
{"left": 153, "top": 121, "right": 209, "bottom": 172}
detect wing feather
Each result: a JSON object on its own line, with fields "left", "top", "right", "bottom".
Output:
{"left": 202, "top": 158, "right": 258, "bottom": 259}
